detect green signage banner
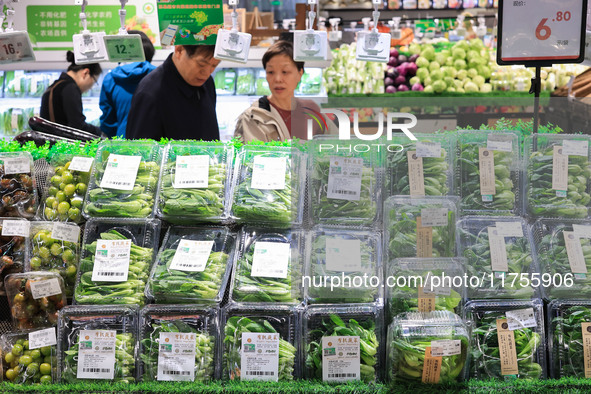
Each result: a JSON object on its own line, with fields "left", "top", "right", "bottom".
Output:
{"left": 157, "top": 0, "right": 224, "bottom": 46}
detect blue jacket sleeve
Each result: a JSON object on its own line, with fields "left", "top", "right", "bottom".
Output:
{"left": 99, "top": 74, "right": 118, "bottom": 138}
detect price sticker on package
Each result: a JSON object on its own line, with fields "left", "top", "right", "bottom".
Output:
{"left": 251, "top": 156, "right": 287, "bottom": 190}
{"left": 157, "top": 332, "right": 196, "bottom": 381}
{"left": 416, "top": 142, "right": 442, "bottom": 158}
{"left": 563, "top": 139, "right": 589, "bottom": 156}
{"left": 487, "top": 136, "right": 513, "bottom": 152}
{"left": 420, "top": 208, "right": 449, "bottom": 227}
{"left": 52, "top": 222, "right": 81, "bottom": 243}
{"left": 99, "top": 154, "right": 141, "bottom": 191}
{"left": 104, "top": 34, "right": 145, "bottom": 63}
{"left": 431, "top": 340, "right": 461, "bottom": 357}
{"left": 30, "top": 278, "right": 62, "bottom": 299}
{"left": 251, "top": 241, "right": 290, "bottom": 279}
{"left": 327, "top": 157, "right": 363, "bottom": 201}
{"left": 3, "top": 156, "right": 31, "bottom": 175}
{"left": 1, "top": 220, "right": 30, "bottom": 237}
{"left": 174, "top": 155, "right": 210, "bottom": 188}
{"left": 77, "top": 330, "right": 117, "bottom": 380}
{"left": 28, "top": 328, "right": 57, "bottom": 350}
{"left": 92, "top": 239, "right": 132, "bottom": 282}
{"left": 241, "top": 332, "right": 280, "bottom": 381}
{"left": 326, "top": 238, "right": 362, "bottom": 272}
{"left": 68, "top": 156, "right": 94, "bottom": 173}
{"left": 495, "top": 221, "right": 524, "bottom": 238}
{"left": 0, "top": 31, "right": 36, "bottom": 65}
{"left": 505, "top": 308, "right": 537, "bottom": 330}
{"left": 169, "top": 240, "right": 214, "bottom": 272}
{"left": 322, "top": 336, "right": 360, "bottom": 382}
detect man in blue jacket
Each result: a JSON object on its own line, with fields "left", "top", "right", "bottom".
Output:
{"left": 99, "top": 30, "right": 156, "bottom": 138}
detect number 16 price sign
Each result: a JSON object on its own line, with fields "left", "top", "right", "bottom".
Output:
{"left": 497, "top": 0, "right": 588, "bottom": 66}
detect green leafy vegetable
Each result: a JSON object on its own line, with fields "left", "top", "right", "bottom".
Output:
{"left": 551, "top": 304, "right": 591, "bottom": 378}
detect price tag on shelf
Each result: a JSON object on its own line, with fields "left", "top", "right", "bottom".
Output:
{"left": 0, "top": 31, "right": 36, "bottom": 65}
{"left": 104, "top": 34, "right": 145, "bottom": 63}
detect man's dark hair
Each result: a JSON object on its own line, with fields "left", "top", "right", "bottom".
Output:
{"left": 66, "top": 50, "right": 102, "bottom": 77}
{"left": 262, "top": 41, "right": 304, "bottom": 72}
{"left": 182, "top": 45, "right": 216, "bottom": 59}
{"left": 128, "top": 30, "right": 155, "bottom": 62}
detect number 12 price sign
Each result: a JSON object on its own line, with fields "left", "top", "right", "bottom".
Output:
{"left": 497, "top": 0, "right": 588, "bottom": 66}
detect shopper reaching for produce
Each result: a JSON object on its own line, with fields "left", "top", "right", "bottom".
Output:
{"left": 40, "top": 51, "right": 103, "bottom": 136}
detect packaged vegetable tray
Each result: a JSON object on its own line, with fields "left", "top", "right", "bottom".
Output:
{"left": 57, "top": 305, "right": 138, "bottom": 383}
{"left": 26, "top": 221, "right": 81, "bottom": 297}
{"left": 230, "top": 145, "right": 305, "bottom": 227}
{"left": 386, "top": 133, "right": 454, "bottom": 197}
{"left": 384, "top": 196, "right": 458, "bottom": 260}
{"left": 0, "top": 218, "right": 29, "bottom": 295}
{"left": 1, "top": 328, "right": 58, "bottom": 384}
{"left": 221, "top": 304, "right": 298, "bottom": 381}
{"left": 158, "top": 142, "right": 233, "bottom": 224}
{"left": 385, "top": 258, "right": 466, "bottom": 323}
{"left": 83, "top": 140, "right": 162, "bottom": 219}
{"left": 304, "top": 227, "right": 381, "bottom": 304}
{"left": 146, "top": 226, "right": 236, "bottom": 304}
{"left": 457, "top": 216, "right": 538, "bottom": 299}
{"left": 309, "top": 137, "right": 382, "bottom": 228}
{"left": 139, "top": 304, "right": 219, "bottom": 382}
{"left": 456, "top": 131, "right": 520, "bottom": 215}
{"left": 0, "top": 152, "right": 38, "bottom": 219}
{"left": 387, "top": 310, "right": 469, "bottom": 383}
{"left": 524, "top": 134, "right": 591, "bottom": 219}
{"left": 230, "top": 227, "right": 304, "bottom": 304}
{"left": 303, "top": 304, "right": 383, "bottom": 383}
{"left": 464, "top": 299, "right": 546, "bottom": 380}
{"left": 74, "top": 219, "right": 161, "bottom": 306}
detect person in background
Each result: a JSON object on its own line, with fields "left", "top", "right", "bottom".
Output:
{"left": 99, "top": 30, "right": 156, "bottom": 138}
{"left": 40, "top": 51, "right": 102, "bottom": 135}
{"left": 126, "top": 45, "right": 220, "bottom": 140}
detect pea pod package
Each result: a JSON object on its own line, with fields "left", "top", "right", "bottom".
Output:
{"left": 57, "top": 305, "right": 139, "bottom": 383}
{"left": 146, "top": 226, "right": 236, "bottom": 304}
{"left": 26, "top": 222, "right": 81, "bottom": 297}
{"left": 309, "top": 138, "right": 382, "bottom": 227}
{"left": 456, "top": 131, "right": 520, "bottom": 215}
{"left": 386, "top": 133, "right": 454, "bottom": 197}
{"left": 230, "top": 227, "right": 304, "bottom": 304}
{"left": 158, "top": 142, "right": 233, "bottom": 224}
{"left": 525, "top": 134, "right": 591, "bottom": 219}
{"left": 384, "top": 196, "right": 458, "bottom": 260}
{"left": 41, "top": 154, "right": 92, "bottom": 223}
{"left": 385, "top": 258, "right": 466, "bottom": 324}
{"left": 457, "top": 216, "right": 538, "bottom": 299}
{"left": 83, "top": 141, "right": 161, "bottom": 219}
{"left": 222, "top": 304, "right": 298, "bottom": 381}
{"left": 387, "top": 311, "right": 469, "bottom": 383}
{"left": 304, "top": 304, "right": 382, "bottom": 383}
{"left": 74, "top": 219, "right": 160, "bottom": 306}
{"left": 0, "top": 152, "right": 37, "bottom": 219}
{"left": 231, "top": 145, "right": 305, "bottom": 227}
{"left": 465, "top": 299, "right": 546, "bottom": 380}
{"left": 1, "top": 329, "right": 58, "bottom": 385}
{"left": 0, "top": 218, "right": 29, "bottom": 295}
{"left": 139, "top": 305, "right": 218, "bottom": 382}
{"left": 305, "top": 227, "right": 381, "bottom": 304}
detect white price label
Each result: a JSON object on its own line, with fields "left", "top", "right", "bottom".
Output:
{"left": 505, "top": 308, "right": 537, "bottom": 330}
{"left": 494, "top": 221, "right": 524, "bottom": 238}
{"left": 322, "top": 336, "right": 360, "bottom": 382}
{"left": 250, "top": 156, "right": 287, "bottom": 190}
{"left": 92, "top": 239, "right": 131, "bottom": 282}
{"left": 325, "top": 238, "right": 362, "bottom": 272}
{"left": 251, "top": 242, "right": 290, "bottom": 279}
{"left": 99, "top": 154, "right": 141, "bottom": 191}
{"left": 77, "top": 330, "right": 117, "bottom": 380}
{"left": 0, "top": 31, "right": 36, "bottom": 65}
{"left": 488, "top": 227, "right": 509, "bottom": 273}
{"left": 68, "top": 156, "right": 94, "bottom": 173}
{"left": 416, "top": 142, "right": 442, "bottom": 158}
{"left": 11, "top": 109, "right": 21, "bottom": 130}
{"left": 174, "top": 155, "right": 210, "bottom": 189}
{"left": 29, "top": 278, "right": 62, "bottom": 299}
{"left": 573, "top": 224, "right": 591, "bottom": 238}
{"left": 564, "top": 231, "right": 588, "bottom": 274}
{"left": 28, "top": 328, "right": 57, "bottom": 350}
{"left": 327, "top": 157, "right": 363, "bottom": 201}
{"left": 431, "top": 340, "right": 462, "bottom": 357}
{"left": 241, "top": 332, "right": 280, "bottom": 381}
{"left": 169, "top": 240, "right": 214, "bottom": 272}
{"left": 1, "top": 220, "right": 30, "bottom": 237}
{"left": 419, "top": 208, "right": 449, "bottom": 227}
{"left": 486, "top": 137, "right": 513, "bottom": 152}
{"left": 51, "top": 222, "right": 80, "bottom": 243}
{"left": 157, "top": 332, "right": 196, "bottom": 381}
{"left": 563, "top": 139, "right": 589, "bottom": 156}
{"left": 3, "top": 156, "right": 31, "bottom": 175}
{"left": 422, "top": 273, "right": 452, "bottom": 296}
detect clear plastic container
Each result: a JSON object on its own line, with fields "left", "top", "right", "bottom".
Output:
{"left": 139, "top": 305, "right": 219, "bottom": 382}
{"left": 146, "top": 226, "right": 236, "bottom": 304}
{"left": 213, "top": 69, "right": 236, "bottom": 95}
{"left": 308, "top": 137, "right": 383, "bottom": 228}
{"left": 0, "top": 218, "right": 29, "bottom": 295}
{"left": 524, "top": 134, "right": 591, "bottom": 219}
{"left": 464, "top": 299, "right": 546, "bottom": 380}
{"left": 57, "top": 305, "right": 139, "bottom": 383}
{"left": 385, "top": 258, "right": 466, "bottom": 324}
{"left": 26, "top": 222, "right": 81, "bottom": 297}
{"left": 82, "top": 140, "right": 162, "bottom": 219}
{"left": 387, "top": 311, "right": 469, "bottom": 383}
{"left": 39, "top": 153, "right": 93, "bottom": 223}
{"left": 236, "top": 69, "right": 255, "bottom": 95}
{"left": 303, "top": 304, "right": 383, "bottom": 383}
{"left": 158, "top": 142, "right": 233, "bottom": 224}
{"left": 386, "top": 133, "right": 455, "bottom": 198}
{"left": 221, "top": 304, "right": 298, "bottom": 381}
{"left": 384, "top": 196, "right": 458, "bottom": 260}
{"left": 0, "top": 152, "right": 38, "bottom": 219}
{"left": 255, "top": 69, "right": 271, "bottom": 96}
{"left": 456, "top": 131, "right": 520, "bottom": 216}
{"left": 5, "top": 272, "right": 67, "bottom": 330}
{"left": 230, "top": 227, "right": 304, "bottom": 304}
{"left": 74, "top": 219, "right": 161, "bottom": 306}
{"left": 1, "top": 328, "right": 58, "bottom": 384}
{"left": 305, "top": 227, "right": 382, "bottom": 304}
{"left": 457, "top": 216, "right": 538, "bottom": 299}
{"left": 231, "top": 145, "right": 305, "bottom": 227}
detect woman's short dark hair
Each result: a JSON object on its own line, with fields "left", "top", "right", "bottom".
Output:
{"left": 66, "top": 50, "right": 102, "bottom": 77}
{"left": 128, "top": 30, "right": 155, "bottom": 62}
{"left": 182, "top": 45, "right": 215, "bottom": 59}
{"left": 262, "top": 41, "right": 304, "bottom": 72}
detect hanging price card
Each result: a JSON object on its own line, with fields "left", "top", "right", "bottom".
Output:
{"left": 104, "top": 34, "right": 146, "bottom": 63}
{"left": 0, "top": 31, "right": 36, "bottom": 65}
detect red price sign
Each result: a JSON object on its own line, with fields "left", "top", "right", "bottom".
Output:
{"left": 497, "top": 0, "right": 587, "bottom": 65}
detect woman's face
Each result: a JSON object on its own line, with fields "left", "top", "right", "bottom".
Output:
{"left": 78, "top": 69, "right": 97, "bottom": 93}
{"left": 265, "top": 54, "right": 303, "bottom": 101}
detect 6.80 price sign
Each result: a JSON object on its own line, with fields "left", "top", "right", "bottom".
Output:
{"left": 497, "top": 0, "right": 587, "bottom": 65}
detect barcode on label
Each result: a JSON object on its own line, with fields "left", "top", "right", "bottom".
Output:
{"left": 245, "top": 371, "right": 275, "bottom": 376}
{"left": 82, "top": 368, "right": 111, "bottom": 373}
{"left": 107, "top": 182, "right": 132, "bottom": 186}
{"left": 162, "top": 370, "right": 191, "bottom": 376}
{"left": 333, "top": 190, "right": 357, "bottom": 195}
{"left": 328, "top": 373, "right": 357, "bottom": 378}
{"left": 96, "top": 272, "right": 125, "bottom": 277}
